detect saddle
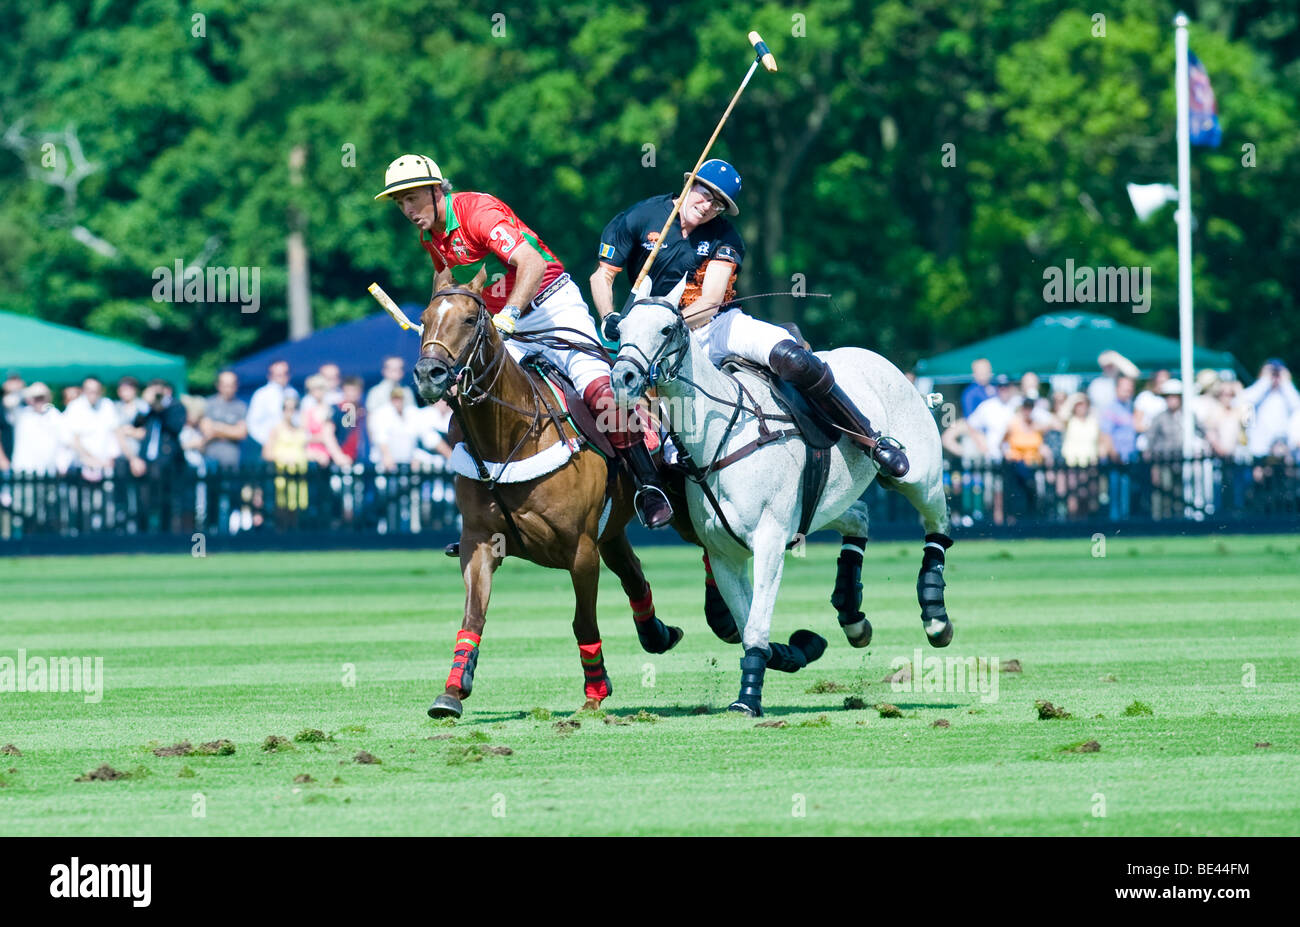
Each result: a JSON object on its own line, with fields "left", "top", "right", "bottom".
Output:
{"left": 660, "top": 356, "right": 838, "bottom": 551}
{"left": 521, "top": 356, "right": 616, "bottom": 459}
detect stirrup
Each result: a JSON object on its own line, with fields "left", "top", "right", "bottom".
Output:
{"left": 634, "top": 485, "right": 673, "bottom": 529}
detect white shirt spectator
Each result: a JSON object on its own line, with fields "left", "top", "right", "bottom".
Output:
{"left": 1134, "top": 388, "right": 1167, "bottom": 427}
{"left": 368, "top": 401, "right": 420, "bottom": 466}
{"left": 12, "top": 405, "right": 64, "bottom": 475}
{"left": 116, "top": 397, "right": 148, "bottom": 457}
{"left": 967, "top": 395, "right": 1016, "bottom": 462}
{"left": 1087, "top": 375, "right": 1117, "bottom": 411}
{"left": 247, "top": 381, "right": 298, "bottom": 446}
{"left": 63, "top": 394, "right": 122, "bottom": 464}
{"left": 1238, "top": 374, "right": 1300, "bottom": 457}
{"left": 365, "top": 379, "right": 416, "bottom": 416}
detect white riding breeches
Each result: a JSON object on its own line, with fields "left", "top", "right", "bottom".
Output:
{"left": 690, "top": 308, "right": 795, "bottom": 368}
{"left": 504, "top": 279, "right": 610, "bottom": 393}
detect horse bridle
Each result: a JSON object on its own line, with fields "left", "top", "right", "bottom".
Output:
{"left": 421, "top": 286, "right": 506, "bottom": 405}
{"left": 615, "top": 298, "right": 691, "bottom": 386}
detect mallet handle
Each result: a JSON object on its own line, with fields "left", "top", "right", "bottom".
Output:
{"left": 368, "top": 282, "right": 424, "bottom": 336}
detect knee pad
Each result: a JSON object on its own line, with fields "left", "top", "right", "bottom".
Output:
{"left": 768, "top": 341, "right": 832, "bottom": 392}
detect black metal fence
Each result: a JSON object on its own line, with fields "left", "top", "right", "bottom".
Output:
{"left": 1, "top": 455, "right": 1297, "bottom": 554}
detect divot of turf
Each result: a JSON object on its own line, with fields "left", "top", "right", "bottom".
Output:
{"left": 194, "top": 740, "right": 236, "bottom": 756}
{"left": 807, "top": 679, "right": 851, "bottom": 694}
{"left": 1001, "top": 659, "right": 1023, "bottom": 673}
{"left": 294, "top": 773, "right": 314, "bottom": 784}
{"left": 630, "top": 710, "right": 660, "bottom": 723}
{"left": 552, "top": 720, "right": 580, "bottom": 734}
{"left": 932, "top": 719, "right": 951, "bottom": 728}
{"left": 1123, "top": 700, "right": 1154, "bottom": 717}
{"left": 875, "top": 703, "right": 903, "bottom": 718}
{"left": 177, "top": 766, "right": 195, "bottom": 778}
{"left": 842, "top": 696, "right": 867, "bottom": 710}
{"left": 75, "top": 764, "right": 128, "bottom": 782}
{"left": 1035, "top": 700, "right": 1072, "bottom": 720}
{"left": 798, "top": 715, "right": 832, "bottom": 728}
{"left": 294, "top": 728, "right": 332, "bottom": 743}
{"left": 527, "top": 707, "right": 553, "bottom": 721}
{"left": 1, "top": 744, "right": 21, "bottom": 756}
{"left": 262, "top": 735, "right": 294, "bottom": 753}
{"left": 603, "top": 716, "right": 630, "bottom": 726}
{"left": 755, "top": 720, "right": 787, "bottom": 728}
{"left": 339, "top": 724, "right": 368, "bottom": 733}
{"left": 152, "top": 741, "right": 193, "bottom": 758}
{"left": 425, "top": 734, "right": 453, "bottom": 741}
{"left": 1099, "top": 673, "right": 1119, "bottom": 683}
{"left": 1063, "top": 740, "right": 1101, "bottom": 753}
{"left": 1254, "top": 742, "right": 1272, "bottom": 749}
{"left": 882, "top": 665, "right": 911, "bottom": 684}
{"left": 353, "top": 751, "right": 380, "bottom": 764}
{"left": 690, "top": 704, "right": 711, "bottom": 715}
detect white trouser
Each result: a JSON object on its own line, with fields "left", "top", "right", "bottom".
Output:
{"left": 504, "top": 279, "right": 611, "bottom": 394}
{"left": 691, "top": 308, "right": 795, "bottom": 368}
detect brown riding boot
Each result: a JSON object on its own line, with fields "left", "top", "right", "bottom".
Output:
{"left": 768, "top": 341, "right": 910, "bottom": 478}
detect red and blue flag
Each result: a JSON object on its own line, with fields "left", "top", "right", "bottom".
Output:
{"left": 1188, "top": 51, "right": 1221, "bottom": 148}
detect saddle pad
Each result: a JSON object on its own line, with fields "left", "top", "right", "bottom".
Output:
{"left": 719, "top": 356, "right": 841, "bottom": 450}
{"left": 523, "top": 357, "right": 616, "bottom": 459}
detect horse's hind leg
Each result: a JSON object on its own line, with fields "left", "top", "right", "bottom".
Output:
{"left": 891, "top": 476, "right": 955, "bottom": 647}
{"left": 598, "top": 529, "right": 683, "bottom": 654}
{"left": 827, "top": 501, "right": 872, "bottom": 648}
{"left": 429, "top": 534, "right": 501, "bottom": 719}
{"left": 572, "top": 538, "right": 615, "bottom": 710}
{"left": 702, "top": 551, "right": 741, "bottom": 644}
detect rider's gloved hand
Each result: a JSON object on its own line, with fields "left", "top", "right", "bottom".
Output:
{"left": 601, "top": 312, "right": 621, "bottom": 342}
{"left": 492, "top": 304, "right": 522, "bottom": 337}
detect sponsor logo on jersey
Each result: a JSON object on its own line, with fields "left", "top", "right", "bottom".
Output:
{"left": 599, "top": 242, "right": 616, "bottom": 260}
{"left": 451, "top": 236, "right": 468, "bottom": 258}
{"left": 695, "top": 241, "right": 712, "bottom": 256}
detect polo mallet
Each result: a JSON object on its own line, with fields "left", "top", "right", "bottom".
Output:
{"left": 368, "top": 282, "right": 424, "bottom": 336}
{"left": 623, "top": 31, "right": 778, "bottom": 311}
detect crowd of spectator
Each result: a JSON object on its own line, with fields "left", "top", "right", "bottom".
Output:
{"left": 0, "top": 357, "right": 456, "bottom": 480}
{"left": 937, "top": 352, "right": 1300, "bottom": 524}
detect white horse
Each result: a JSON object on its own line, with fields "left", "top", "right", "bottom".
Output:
{"left": 611, "top": 298, "right": 955, "bottom": 716}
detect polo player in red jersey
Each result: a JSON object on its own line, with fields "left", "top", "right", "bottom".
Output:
{"left": 375, "top": 153, "right": 672, "bottom": 528}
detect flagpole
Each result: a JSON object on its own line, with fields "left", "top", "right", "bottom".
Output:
{"left": 1174, "top": 12, "right": 1195, "bottom": 460}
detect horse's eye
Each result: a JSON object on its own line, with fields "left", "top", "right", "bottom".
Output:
{"left": 463, "top": 316, "right": 476, "bottom": 326}
{"left": 660, "top": 325, "right": 674, "bottom": 336}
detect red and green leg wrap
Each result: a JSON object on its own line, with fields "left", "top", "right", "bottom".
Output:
{"left": 630, "top": 586, "right": 673, "bottom": 654}
{"left": 445, "top": 630, "right": 481, "bottom": 697}
{"left": 579, "top": 641, "right": 613, "bottom": 702}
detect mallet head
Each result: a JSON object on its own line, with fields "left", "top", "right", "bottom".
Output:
{"left": 748, "top": 31, "right": 778, "bottom": 72}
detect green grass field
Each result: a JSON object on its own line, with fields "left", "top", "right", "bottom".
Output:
{"left": 1, "top": 534, "right": 1297, "bottom": 836}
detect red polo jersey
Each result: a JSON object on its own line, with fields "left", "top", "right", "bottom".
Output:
{"left": 420, "top": 192, "right": 566, "bottom": 314}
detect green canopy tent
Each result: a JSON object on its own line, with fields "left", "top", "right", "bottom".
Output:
{"left": 914, "top": 312, "right": 1241, "bottom": 385}
{"left": 0, "top": 310, "right": 187, "bottom": 390}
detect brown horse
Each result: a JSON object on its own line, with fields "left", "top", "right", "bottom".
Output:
{"left": 411, "top": 271, "right": 682, "bottom": 719}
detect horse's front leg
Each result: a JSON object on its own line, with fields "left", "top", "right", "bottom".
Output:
{"left": 728, "top": 519, "right": 788, "bottom": 717}
{"left": 427, "top": 534, "right": 501, "bottom": 719}
{"left": 570, "top": 538, "right": 614, "bottom": 711}
{"left": 598, "top": 529, "right": 683, "bottom": 654}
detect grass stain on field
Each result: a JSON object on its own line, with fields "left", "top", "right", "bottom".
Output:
{"left": 1, "top": 536, "right": 1298, "bottom": 835}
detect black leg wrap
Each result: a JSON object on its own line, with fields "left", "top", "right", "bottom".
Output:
{"left": 766, "top": 642, "right": 805, "bottom": 673}
{"left": 831, "top": 552, "right": 865, "bottom": 627}
{"left": 729, "top": 648, "right": 767, "bottom": 716}
{"left": 704, "top": 580, "right": 742, "bottom": 644}
{"left": 919, "top": 534, "right": 953, "bottom": 648}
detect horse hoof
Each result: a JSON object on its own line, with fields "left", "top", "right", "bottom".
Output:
{"left": 842, "top": 617, "right": 873, "bottom": 648}
{"left": 664, "top": 625, "right": 685, "bottom": 652}
{"left": 790, "top": 629, "right": 828, "bottom": 664}
{"left": 444, "top": 543, "right": 460, "bottom": 558}
{"left": 727, "top": 700, "right": 762, "bottom": 718}
{"left": 924, "top": 618, "right": 953, "bottom": 648}
{"left": 427, "top": 694, "right": 464, "bottom": 719}
{"left": 581, "top": 697, "right": 604, "bottom": 711}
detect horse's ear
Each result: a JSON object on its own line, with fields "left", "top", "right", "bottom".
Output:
{"left": 434, "top": 267, "right": 454, "bottom": 291}
{"left": 467, "top": 266, "right": 488, "bottom": 293}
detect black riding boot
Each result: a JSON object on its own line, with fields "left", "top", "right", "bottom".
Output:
{"left": 768, "top": 341, "right": 910, "bottom": 478}
{"left": 618, "top": 441, "right": 673, "bottom": 529}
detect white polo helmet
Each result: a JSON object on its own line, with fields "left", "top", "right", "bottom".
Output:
{"left": 374, "top": 154, "right": 445, "bottom": 200}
